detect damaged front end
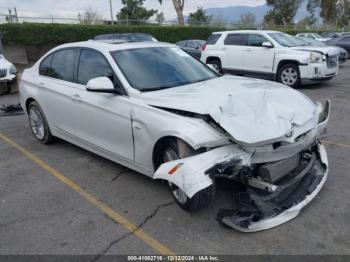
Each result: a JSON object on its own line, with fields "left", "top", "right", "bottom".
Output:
{"left": 154, "top": 100, "right": 330, "bottom": 232}
{"left": 215, "top": 141, "right": 328, "bottom": 232}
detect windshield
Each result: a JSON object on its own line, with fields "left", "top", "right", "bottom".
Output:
{"left": 111, "top": 47, "right": 217, "bottom": 92}
{"left": 269, "top": 32, "right": 304, "bottom": 47}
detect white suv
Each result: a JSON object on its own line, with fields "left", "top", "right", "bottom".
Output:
{"left": 0, "top": 54, "right": 17, "bottom": 94}
{"left": 201, "top": 30, "right": 339, "bottom": 88}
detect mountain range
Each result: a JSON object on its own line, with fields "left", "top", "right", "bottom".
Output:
{"left": 190, "top": 2, "right": 319, "bottom": 25}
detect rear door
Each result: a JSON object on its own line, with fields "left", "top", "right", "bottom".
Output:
{"left": 243, "top": 33, "right": 275, "bottom": 73}
{"left": 37, "top": 48, "right": 79, "bottom": 135}
{"left": 221, "top": 33, "right": 248, "bottom": 70}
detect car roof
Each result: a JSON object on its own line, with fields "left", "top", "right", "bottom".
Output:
{"left": 51, "top": 41, "right": 175, "bottom": 53}
{"left": 212, "top": 30, "right": 280, "bottom": 34}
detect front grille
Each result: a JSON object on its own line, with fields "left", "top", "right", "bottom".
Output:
{"left": 0, "top": 69, "right": 7, "bottom": 78}
{"left": 327, "top": 55, "right": 338, "bottom": 68}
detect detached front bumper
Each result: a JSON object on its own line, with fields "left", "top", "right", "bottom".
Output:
{"left": 299, "top": 62, "right": 338, "bottom": 84}
{"left": 218, "top": 142, "right": 328, "bottom": 232}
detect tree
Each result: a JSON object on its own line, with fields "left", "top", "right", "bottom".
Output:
{"left": 338, "top": 0, "right": 350, "bottom": 27}
{"left": 77, "top": 7, "right": 103, "bottom": 25}
{"left": 264, "top": 0, "right": 303, "bottom": 25}
{"left": 236, "top": 12, "right": 257, "bottom": 28}
{"left": 117, "top": 0, "right": 157, "bottom": 24}
{"left": 188, "top": 7, "right": 211, "bottom": 25}
{"left": 156, "top": 11, "right": 165, "bottom": 24}
{"left": 158, "top": 0, "right": 185, "bottom": 25}
{"left": 306, "top": 0, "right": 350, "bottom": 26}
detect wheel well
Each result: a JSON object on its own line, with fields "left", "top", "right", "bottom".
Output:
{"left": 25, "top": 98, "right": 35, "bottom": 113}
{"left": 152, "top": 136, "right": 179, "bottom": 170}
{"left": 276, "top": 60, "right": 300, "bottom": 76}
{"left": 206, "top": 56, "right": 221, "bottom": 64}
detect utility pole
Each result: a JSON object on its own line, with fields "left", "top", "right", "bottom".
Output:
{"left": 8, "top": 9, "right": 12, "bottom": 23}
{"left": 14, "top": 7, "right": 18, "bottom": 23}
{"left": 109, "top": 0, "right": 114, "bottom": 25}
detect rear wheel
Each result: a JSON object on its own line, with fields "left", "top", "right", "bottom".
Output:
{"left": 277, "top": 63, "right": 300, "bottom": 88}
{"left": 28, "top": 101, "right": 55, "bottom": 144}
{"left": 207, "top": 58, "right": 223, "bottom": 74}
{"left": 159, "top": 139, "right": 215, "bottom": 212}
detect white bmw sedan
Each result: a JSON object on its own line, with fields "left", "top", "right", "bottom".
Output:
{"left": 20, "top": 40, "right": 330, "bottom": 232}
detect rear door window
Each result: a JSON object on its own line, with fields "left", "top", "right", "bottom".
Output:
{"left": 50, "top": 49, "right": 77, "bottom": 82}
{"left": 224, "top": 34, "right": 248, "bottom": 46}
{"left": 207, "top": 34, "right": 221, "bottom": 45}
{"left": 39, "top": 54, "right": 53, "bottom": 77}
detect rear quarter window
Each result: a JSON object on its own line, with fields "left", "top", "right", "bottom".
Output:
{"left": 207, "top": 34, "right": 221, "bottom": 45}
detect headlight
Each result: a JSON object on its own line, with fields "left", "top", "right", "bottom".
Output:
{"left": 9, "top": 65, "right": 17, "bottom": 74}
{"left": 308, "top": 52, "right": 325, "bottom": 63}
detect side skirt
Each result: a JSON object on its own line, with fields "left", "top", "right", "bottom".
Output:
{"left": 223, "top": 69, "right": 276, "bottom": 81}
{"left": 51, "top": 127, "right": 153, "bottom": 177}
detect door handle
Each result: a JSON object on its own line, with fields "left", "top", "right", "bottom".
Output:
{"left": 245, "top": 49, "right": 252, "bottom": 52}
{"left": 38, "top": 82, "right": 46, "bottom": 88}
{"left": 71, "top": 94, "right": 82, "bottom": 102}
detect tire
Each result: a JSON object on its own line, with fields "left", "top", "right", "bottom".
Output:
{"left": 207, "top": 58, "right": 223, "bottom": 74}
{"left": 158, "top": 139, "right": 215, "bottom": 212}
{"left": 277, "top": 63, "right": 301, "bottom": 88}
{"left": 28, "top": 101, "right": 55, "bottom": 144}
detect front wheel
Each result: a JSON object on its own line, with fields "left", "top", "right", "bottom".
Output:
{"left": 160, "top": 139, "right": 215, "bottom": 212}
{"left": 277, "top": 63, "right": 301, "bottom": 88}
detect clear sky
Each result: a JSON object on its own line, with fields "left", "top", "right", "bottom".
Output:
{"left": 0, "top": 0, "right": 265, "bottom": 21}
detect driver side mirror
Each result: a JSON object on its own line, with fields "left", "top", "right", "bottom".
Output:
{"left": 86, "top": 77, "right": 123, "bottom": 94}
{"left": 262, "top": 42, "right": 273, "bottom": 48}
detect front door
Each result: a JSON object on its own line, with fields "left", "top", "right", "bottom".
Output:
{"left": 243, "top": 34, "right": 275, "bottom": 74}
{"left": 71, "top": 48, "right": 134, "bottom": 161}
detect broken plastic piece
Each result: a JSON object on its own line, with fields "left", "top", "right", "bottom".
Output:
{"left": 0, "top": 103, "right": 24, "bottom": 116}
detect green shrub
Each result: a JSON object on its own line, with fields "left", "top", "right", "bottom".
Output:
{"left": 0, "top": 23, "right": 344, "bottom": 46}
{"left": 0, "top": 23, "right": 225, "bottom": 45}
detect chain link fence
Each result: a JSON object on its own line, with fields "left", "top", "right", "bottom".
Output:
{"left": 0, "top": 12, "right": 348, "bottom": 31}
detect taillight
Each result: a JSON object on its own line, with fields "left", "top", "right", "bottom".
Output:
{"left": 202, "top": 43, "right": 207, "bottom": 51}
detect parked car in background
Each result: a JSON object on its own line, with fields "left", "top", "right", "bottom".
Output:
{"left": 20, "top": 40, "right": 330, "bottom": 232}
{"left": 295, "top": 37, "right": 348, "bottom": 65}
{"left": 175, "top": 40, "right": 206, "bottom": 59}
{"left": 320, "top": 32, "right": 343, "bottom": 39}
{"left": 0, "top": 54, "right": 17, "bottom": 95}
{"left": 296, "top": 33, "right": 331, "bottom": 42}
{"left": 326, "top": 35, "right": 350, "bottom": 54}
{"left": 201, "top": 30, "right": 338, "bottom": 88}
{"left": 94, "top": 33, "right": 158, "bottom": 43}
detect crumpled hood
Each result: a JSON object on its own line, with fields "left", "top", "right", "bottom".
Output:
{"left": 292, "top": 46, "right": 340, "bottom": 56}
{"left": 142, "top": 76, "right": 317, "bottom": 144}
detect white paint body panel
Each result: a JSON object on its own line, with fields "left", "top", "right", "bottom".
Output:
{"left": 201, "top": 30, "right": 338, "bottom": 81}
{"left": 19, "top": 40, "right": 331, "bottom": 232}
{"left": 0, "top": 54, "right": 16, "bottom": 82}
